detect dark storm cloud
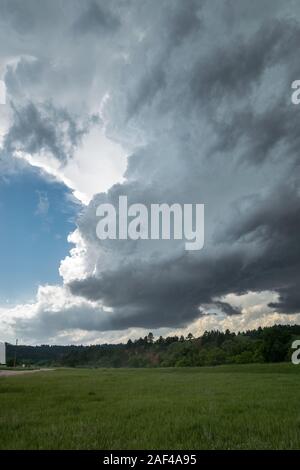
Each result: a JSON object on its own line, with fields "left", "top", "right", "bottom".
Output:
{"left": 127, "top": 63, "right": 166, "bottom": 119}
{"left": 66, "top": 5, "right": 300, "bottom": 333}
{"left": 72, "top": 1, "right": 120, "bottom": 36}
{"left": 69, "top": 208, "right": 299, "bottom": 330}
{"left": 224, "top": 182, "right": 300, "bottom": 245}
{"left": 68, "top": 245, "right": 257, "bottom": 330}
{"left": 190, "top": 18, "right": 300, "bottom": 110}
{"left": 68, "top": 251, "right": 245, "bottom": 330}
{"left": 15, "top": 302, "right": 112, "bottom": 339}
{"left": 213, "top": 301, "right": 241, "bottom": 316}
{"left": 69, "top": 255, "right": 220, "bottom": 330}
{"left": 126, "top": 0, "right": 202, "bottom": 119}
{"left": 216, "top": 181, "right": 300, "bottom": 314}
{"left": 3, "top": 101, "right": 98, "bottom": 164}
{"left": 212, "top": 97, "right": 300, "bottom": 165}
{"left": 167, "top": 0, "right": 201, "bottom": 45}
{"left": 269, "top": 285, "right": 300, "bottom": 313}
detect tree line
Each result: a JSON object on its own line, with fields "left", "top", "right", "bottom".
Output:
{"left": 6, "top": 324, "right": 300, "bottom": 368}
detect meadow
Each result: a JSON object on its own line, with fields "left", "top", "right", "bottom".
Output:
{"left": 0, "top": 363, "right": 300, "bottom": 450}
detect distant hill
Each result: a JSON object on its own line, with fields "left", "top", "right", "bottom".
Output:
{"left": 6, "top": 324, "right": 300, "bottom": 368}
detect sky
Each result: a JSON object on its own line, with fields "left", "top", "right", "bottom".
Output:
{"left": 0, "top": 166, "right": 79, "bottom": 303}
{"left": 0, "top": 0, "right": 300, "bottom": 345}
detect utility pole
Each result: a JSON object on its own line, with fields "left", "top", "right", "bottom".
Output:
{"left": 13, "top": 339, "right": 18, "bottom": 368}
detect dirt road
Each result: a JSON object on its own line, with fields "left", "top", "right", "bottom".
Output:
{"left": 0, "top": 369, "right": 54, "bottom": 377}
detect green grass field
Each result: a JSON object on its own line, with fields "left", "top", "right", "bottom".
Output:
{"left": 0, "top": 363, "right": 300, "bottom": 450}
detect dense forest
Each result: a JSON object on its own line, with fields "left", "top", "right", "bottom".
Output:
{"left": 5, "top": 324, "right": 300, "bottom": 368}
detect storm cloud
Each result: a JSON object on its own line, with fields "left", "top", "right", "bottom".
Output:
{"left": 1, "top": 0, "right": 300, "bottom": 342}
{"left": 3, "top": 101, "right": 96, "bottom": 164}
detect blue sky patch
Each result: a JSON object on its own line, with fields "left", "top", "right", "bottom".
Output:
{"left": 0, "top": 166, "right": 81, "bottom": 304}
